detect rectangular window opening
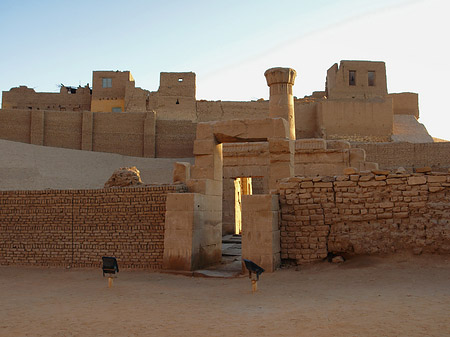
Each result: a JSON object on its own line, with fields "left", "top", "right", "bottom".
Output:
{"left": 368, "top": 71, "right": 376, "bottom": 86}
{"left": 178, "top": 78, "right": 183, "bottom": 82}
{"left": 349, "top": 71, "right": 356, "bottom": 86}
{"left": 112, "top": 107, "right": 122, "bottom": 112}
{"left": 102, "top": 78, "right": 112, "bottom": 88}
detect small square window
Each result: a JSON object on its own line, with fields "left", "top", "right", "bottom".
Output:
{"left": 349, "top": 71, "right": 356, "bottom": 86}
{"left": 178, "top": 78, "right": 183, "bottom": 82}
{"left": 112, "top": 107, "right": 122, "bottom": 112}
{"left": 102, "top": 78, "right": 112, "bottom": 88}
{"left": 368, "top": 71, "right": 375, "bottom": 86}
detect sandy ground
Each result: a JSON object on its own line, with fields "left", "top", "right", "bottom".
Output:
{"left": 1, "top": 254, "right": 449, "bottom": 337}
{"left": 0, "top": 139, "right": 194, "bottom": 190}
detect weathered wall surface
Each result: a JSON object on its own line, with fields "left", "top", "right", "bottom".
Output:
{"left": 44, "top": 111, "right": 83, "bottom": 149}
{"left": 92, "top": 112, "right": 146, "bottom": 157}
{"left": 355, "top": 142, "right": 450, "bottom": 172}
{"left": 0, "top": 185, "right": 186, "bottom": 268}
{"left": 390, "top": 92, "right": 419, "bottom": 118}
{"left": 0, "top": 109, "right": 30, "bottom": 143}
{"left": 2, "top": 86, "right": 91, "bottom": 111}
{"left": 278, "top": 171, "right": 450, "bottom": 265}
{"left": 295, "top": 101, "right": 319, "bottom": 138}
{"left": 326, "top": 61, "right": 388, "bottom": 100}
{"left": 0, "top": 109, "right": 157, "bottom": 157}
{"left": 196, "top": 100, "right": 268, "bottom": 122}
{"left": 318, "top": 99, "right": 393, "bottom": 142}
{"left": 155, "top": 120, "right": 197, "bottom": 158}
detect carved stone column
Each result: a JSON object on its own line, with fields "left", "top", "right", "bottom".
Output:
{"left": 264, "top": 67, "right": 297, "bottom": 140}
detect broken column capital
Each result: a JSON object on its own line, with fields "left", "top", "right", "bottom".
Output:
{"left": 264, "top": 67, "right": 297, "bottom": 87}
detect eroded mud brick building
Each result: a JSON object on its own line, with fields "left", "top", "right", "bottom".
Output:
{"left": 1, "top": 60, "right": 437, "bottom": 159}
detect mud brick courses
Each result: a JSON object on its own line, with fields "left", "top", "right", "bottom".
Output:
{"left": 0, "top": 185, "right": 186, "bottom": 269}
{"left": 278, "top": 171, "right": 450, "bottom": 264}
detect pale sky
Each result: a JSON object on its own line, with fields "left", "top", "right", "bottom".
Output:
{"left": 1, "top": 0, "right": 448, "bottom": 139}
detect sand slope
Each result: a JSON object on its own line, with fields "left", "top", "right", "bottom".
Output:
{"left": 392, "top": 115, "right": 434, "bottom": 143}
{"left": 0, "top": 139, "right": 194, "bottom": 190}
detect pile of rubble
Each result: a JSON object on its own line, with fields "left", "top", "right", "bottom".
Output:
{"left": 104, "top": 167, "right": 143, "bottom": 188}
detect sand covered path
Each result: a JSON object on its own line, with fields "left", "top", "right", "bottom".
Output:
{"left": 1, "top": 254, "right": 449, "bottom": 337}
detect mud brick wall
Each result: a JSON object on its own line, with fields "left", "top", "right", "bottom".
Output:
{"left": 155, "top": 120, "right": 196, "bottom": 158}
{"left": 355, "top": 142, "right": 450, "bottom": 172}
{"left": 0, "top": 185, "right": 186, "bottom": 269}
{"left": 278, "top": 171, "right": 450, "bottom": 264}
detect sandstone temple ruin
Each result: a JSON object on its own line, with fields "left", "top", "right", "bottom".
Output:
{"left": 0, "top": 61, "right": 448, "bottom": 272}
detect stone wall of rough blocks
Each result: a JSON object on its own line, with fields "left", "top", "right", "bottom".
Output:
{"left": 278, "top": 171, "right": 450, "bottom": 264}
{"left": 0, "top": 185, "right": 186, "bottom": 268}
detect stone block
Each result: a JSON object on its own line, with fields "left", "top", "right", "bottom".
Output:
{"left": 166, "top": 193, "right": 199, "bottom": 212}
{"left": 427, "top": 175, "right": 446, "bottom": 183}
{"left": 313, "top": 182, "right": 333, "bottom": 188}
{"left": 212, "top": 120, "right": 247, "bottom": 141}
{"left": 269, "top": 161, "right": 294, "bottom": 177}
{"left": 190, "top": 166, "right": 215, "bottom": 180}
{"left": 196, "top": 122, "right": 214, "bottom": 140}
{"left": 295, "top": 138, "right": 326, "bottom": 150}
{"left": 429, "top": 186, "right": 445, "bottom": 192}
{"left": 269, "top": 138, "right": 294, "bottom": 153}
{"left": 343, "top": 167, "right": 358, "bottom": 175}
{"left": 270, "top": 118, "right": 290, "bottom": 139}
{"left": 163, "top": 247, "right": 193, "bottom": 271}
{"left": 372, "top": 169, "right": 390, "bottom": 175}
{"left": 387, "top": 178, "right": 404, "bottom": 185}
{"left": 408, "top": 176, "right": 427, "bottom": 186}
{"left": 242, "top": 210, "right": 279, "bottom": 232}
{"left": 349, "top": 148, "right": 366, "bottom": 164}
{"left": 415, "top": 166, "right": 432, "bottom": 173}
{"left": 295, "top": 150, "right": 346, "bottom": 164}
{"left": 173, "top": 162, "right": 190, "bottom": 183}
{"left": 242, "top": 194, "right": 279, "bottom": 212}
{"left": 358, "top": 180, "right": 386, "bottom": 187}
{"left": 194, "top": 243, "right": 222, "bottom": 269}
{"left": 193, "top": 139, "right": 217, "bottom": 155}
{"left": 164, "top": 228, "right": 194, "bottom": 248}
{"left": 186, "top": 179, "right": 222, "bottom": 196}
{"left": 270, "top": 153, "right": 293, "bottom": 163}
{"left": 165, "top": 211, "right": 195, "bottom": 231}
{"left": 325, "top": 140, "right": 351, "bottom": 149}
{"left": 242, "top": 230, "right": 280, "bottom": 254}
{"left": 195, "top": 154, "right": 215, "bottom": 168}
{"left": 360, "top": 161, "right": 378, "bottom": 171}
{"left": 334, "top": 181, "right": 357, "bottom": 187}
{"left": 193, "top": 222, "right": 222, "bottom": 247}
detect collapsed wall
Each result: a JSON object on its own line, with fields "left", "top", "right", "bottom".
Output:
{"left": 278, "top": 170, "right": 450, "bottom": 265}
{"left": 0, "top": 185, "right": 186, "bottom": 268}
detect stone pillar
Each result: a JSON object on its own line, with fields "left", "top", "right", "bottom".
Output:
{"left": 264, "top": 67, "right": 297, "bottom": 140}
{"left": 242, "top": 194, "right": 280, "bottom": 272}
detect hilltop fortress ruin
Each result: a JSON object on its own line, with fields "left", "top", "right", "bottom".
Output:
{"left": 0, "top": 61, "right": 449, "bottom": 273}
